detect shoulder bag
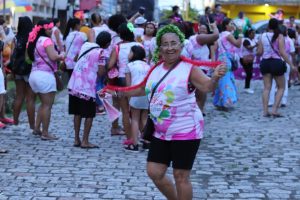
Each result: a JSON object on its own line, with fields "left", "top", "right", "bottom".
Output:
{"left": 60, "top": 33, "right": 77, "bottom": 71}
{"left": 143, "top": 59, "right": 181, "bottom": 141}
{"left": 220, "top": 36, "right": 238, "bottom": 71}
{"left": 36, "top": 48, "right": 64, "bottom": 91}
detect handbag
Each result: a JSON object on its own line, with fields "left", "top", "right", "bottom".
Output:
{"left": 36, "top": 48, "right": 64, "bottom": 91}
{"left": 266, "top": 35, "right": 287, "bottom": 71}
{"left": 143, "top": 59, "right": 181, "bottom": 141}
{"left": 220, "top": 38, "right": 239, "bottom": 71}
{"left": 60, "top": 33, "right": 77, "bottom": 71}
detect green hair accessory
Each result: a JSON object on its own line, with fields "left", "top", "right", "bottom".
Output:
{"left": 152, "top": 24, "right": 185, "bottom": 63}
{"left": 127, "top": 22, "right": 135, "bottom": 33}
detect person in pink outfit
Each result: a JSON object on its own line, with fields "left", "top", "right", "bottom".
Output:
{"left": 28, "top": 20, "right": 65, "bottom": 140}
{"left": 104, "top": 24, "right": 226, "bottom": 200}
{"left": 68, "top": 31, "right": 111, "bottom": 148}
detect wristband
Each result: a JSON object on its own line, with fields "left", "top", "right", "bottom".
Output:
{"left": 238, "top": 33, "right": 244, "bottom": 38}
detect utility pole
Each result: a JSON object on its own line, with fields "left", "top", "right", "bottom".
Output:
{"left": 52, "top": 0, "right": 56, "bottom": 19}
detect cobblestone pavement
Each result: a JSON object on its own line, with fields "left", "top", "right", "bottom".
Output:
{"left": 0, "top": 81, "right": 300, "bottom": 200}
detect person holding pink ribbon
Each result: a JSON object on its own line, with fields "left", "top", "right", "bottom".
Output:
{"left": 102, "top": 24, "right": 226, "bottom": 200}
{"left": 27, "top": 20, "right": 65, "bottom": 140}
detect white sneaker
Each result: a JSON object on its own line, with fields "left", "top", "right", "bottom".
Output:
{"left": 244, "top": 88, "right": 254, "bottom": 94}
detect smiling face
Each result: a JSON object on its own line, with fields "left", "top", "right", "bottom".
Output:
{"left": 199, "top": 24, "right": 208, "bottom": 34}
{"left": 160, "top": 32, "right": 183, "bottom": 64}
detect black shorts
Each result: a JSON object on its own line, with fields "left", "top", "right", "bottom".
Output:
{"left": 260, "top": 58, "right": 286, "bottom": 76}
{"left": 147, "top": 137, "right": 201, "bottom": 170}
{"left": 69, "top": 95, "right": 96, "bottom": 118}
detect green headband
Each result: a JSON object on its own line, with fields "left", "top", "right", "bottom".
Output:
{"left": 152, "top": 24, "right": 185, "bottom": 63}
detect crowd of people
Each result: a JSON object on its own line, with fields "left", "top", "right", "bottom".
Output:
{"left": 1, "top": 4, "right": 300, "bottom": 199}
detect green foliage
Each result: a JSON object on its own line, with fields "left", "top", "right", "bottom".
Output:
{"left": 160, "top": 4, "right": 199, "bottom": 22}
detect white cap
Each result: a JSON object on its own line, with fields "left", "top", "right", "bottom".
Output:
{"left": 134, "top": 17, "right": 147, "bottom": 25}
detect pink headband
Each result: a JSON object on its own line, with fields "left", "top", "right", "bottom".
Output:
{"left": 27, "top": 22, "right": 54, "bottom": 45}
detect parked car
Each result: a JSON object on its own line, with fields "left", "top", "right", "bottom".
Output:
{"left": 252, "top": 19, "right": 300, "bottom": 34}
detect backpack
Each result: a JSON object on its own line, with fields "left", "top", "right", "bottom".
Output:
{"left": 10, "top": 37, "right": 32, "bottom": 75}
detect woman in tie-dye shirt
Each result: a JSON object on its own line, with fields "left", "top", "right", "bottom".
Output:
{"left": 104, "top": 25, "right": 226, "bottom": 200}
{"left": 68, "top": 31, "right": 111, "bottom": 148}
{"left": 64, "top": 18, "right": 87, "bottom": 77}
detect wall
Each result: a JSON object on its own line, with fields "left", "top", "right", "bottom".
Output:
{"left": 222, "top": 4, "right": 300, "bottom": 23}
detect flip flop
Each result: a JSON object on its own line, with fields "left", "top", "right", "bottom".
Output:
{"left": 73, "top": 142, "right": 81, "bottom": 147}
{"left": 32, "top": 130, "right": 42, "bottom": 136}
{"left": 263, "top": 113, "right": 272, "bottom": 117}
{"left": 272, "top": 113, "right": 284, "bottom": 118}
{"left": 0, "top": 149, "right": 8, "bottom": 154}
{"left": 41, "top": 135, "right": 59, "bottom": 141}
{"left": 80, "top": 144, "right": 99, "bottom": 149}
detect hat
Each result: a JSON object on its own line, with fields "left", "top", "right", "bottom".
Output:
{"left": 134, "top": 17, "right": 147, "bottom": 25}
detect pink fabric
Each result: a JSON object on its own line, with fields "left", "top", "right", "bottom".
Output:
{"left": 65, "top": 31, "right": 87, "bottom": 69}
{"left": 43, "top": 38, "right": 54, "bottom": 48}
{"left": 67, "top": 42, "right": 105, "bottom": 98}
{"left": 31, "top": 37, "right": 57, "bottom": 73}
{"left": 218, "top": 31, "right": 236, "bottom": 55}
{"left": 145, "top": 61, "right": 204, "bottom": 141}
{"left": 98, "top": 93, "right": 121, "bottom": 122}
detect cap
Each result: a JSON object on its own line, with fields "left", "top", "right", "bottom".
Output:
{"left": 134, "top": 17, "right": 147, "bottom": 25}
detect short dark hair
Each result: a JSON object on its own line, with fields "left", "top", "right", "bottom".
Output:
{"left": 215, "top": 4, "right": 221, "bottom": 9}
{"left": 91, "top": 13, "right": 102, "bottom": 25}
{"left": 129, "top": 45, "right": 146, "bottom": 62}
{"left": 96, "top": 31, "right": 111, "bottom": 48}
{"left": 172, "top": 5, "right": 179, "bottom": 12}
{"left": 108, "top": 14, "right": 127, "bottom": 33}
{"left": 118, "top": 23, "right": 134, "bottom": 42}
{"left": 244, "top": 28, "right": 255, "bottom": 38}
{"left": 53, "top": 18, "right": 60, "bottom": 25}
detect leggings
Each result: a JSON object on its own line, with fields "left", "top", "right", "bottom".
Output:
{"left": 240, "top": 58, "right": 253, "bottom": 89}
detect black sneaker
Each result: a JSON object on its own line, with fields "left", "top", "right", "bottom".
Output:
{"left": 142, "top": 141, "right": 150, "bottom": 151}
{"left": 124, "top": 144, "right": 139, "bottom": 152}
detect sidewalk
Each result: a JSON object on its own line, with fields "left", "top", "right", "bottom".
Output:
{"left": 0, "top": 81, "right": 299, "bottom": 200}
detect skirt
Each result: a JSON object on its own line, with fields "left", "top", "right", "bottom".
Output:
{"left": 69, "top": 94, "right": 96, "bottom": 118}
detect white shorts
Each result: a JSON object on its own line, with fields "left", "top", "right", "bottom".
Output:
{"left": 0, "top": 69, "right": 5, "bottom": 94}
{"left": 29, "top": 70, "right": 56, "bottom": 94}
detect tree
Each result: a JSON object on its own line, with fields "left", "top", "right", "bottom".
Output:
{"left": 159, "top": 4, "right": 199, "bottom": 22}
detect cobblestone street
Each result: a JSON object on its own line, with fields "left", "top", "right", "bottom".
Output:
{"left": 0, "top": 81, "right": 300, "bottom": 200}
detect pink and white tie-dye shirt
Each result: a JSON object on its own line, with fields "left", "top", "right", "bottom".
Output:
{"left": 65, "top": 31, "right": 87, "bottom": 69}
{"left": 218, "top": 31, "right": 236, "bottom": 55}
{"left": 67, "top": 42, "right": 106, "bottom": 99}
{"left": 145, "top": 61, "right": 204, "bottom": 141}
{"left": 31, "top": 36, "right": 57, "bottom": 74}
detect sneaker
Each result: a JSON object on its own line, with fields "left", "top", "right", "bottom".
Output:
{"left": 0, "top": 122, "right": 6, "bottom": 129}
{"left": 244, "top": 88, "right": 254, "bottom": 94}
{"left": 124, "top": 143, "right": 139, "bottom": 152}
{"left": 142, "top": 141, "right": 150, "bottom": 151}
{"left": 0, "top": 117, "right": 14, "bottom": 124}
{"left": 96, "top": 109, "right": 106, "bottom": 115}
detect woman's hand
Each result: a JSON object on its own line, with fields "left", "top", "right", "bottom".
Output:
{"left": 213, "top": 64, "right": 227, "bottom": 78}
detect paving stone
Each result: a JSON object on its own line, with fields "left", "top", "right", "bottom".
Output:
{"left": 1, "top": 81, "right": 299, "bottom": 199}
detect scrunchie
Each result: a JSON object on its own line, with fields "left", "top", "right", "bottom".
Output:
{"left": 127, "top": 22, "right": 135, "bottom": 33}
